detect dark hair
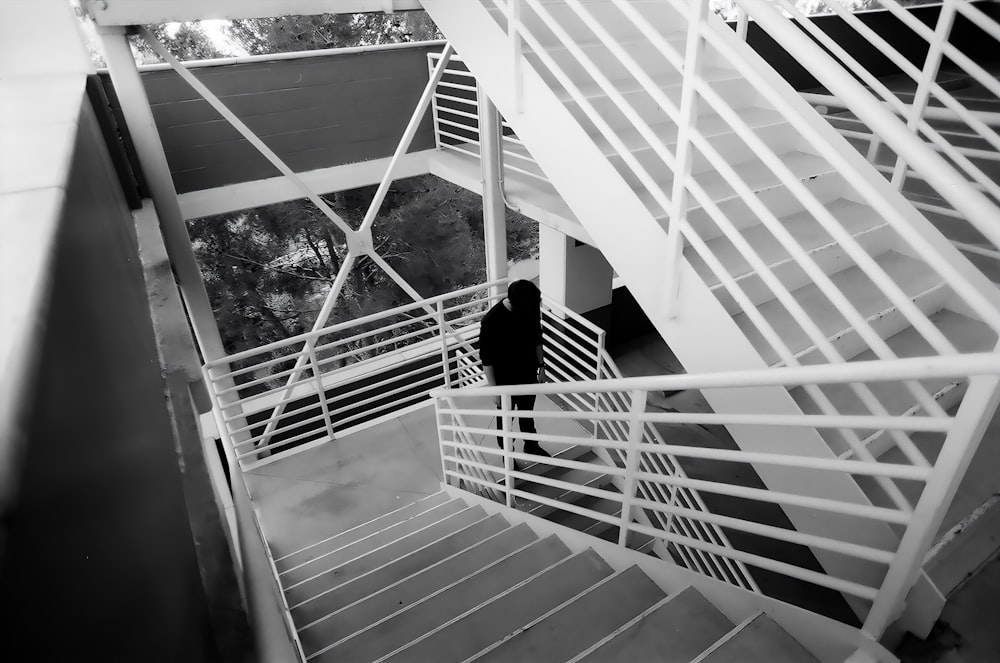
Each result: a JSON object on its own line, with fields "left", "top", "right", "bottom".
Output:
{"left": 507, "top": 279, "right": 541, "bottom": 313}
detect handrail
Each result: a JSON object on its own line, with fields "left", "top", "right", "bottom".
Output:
{"left": 434, "top": 353, "right": 1000, "bottom": 638}
{"left": 433, "top": 352, "right": 1000, "bottom": 399}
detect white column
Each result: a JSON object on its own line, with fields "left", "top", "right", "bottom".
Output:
{"left": 96, "top": 26, "right": 226, "bottom": 362}
{"left": 539, "top": 225, "right": 613, "bottom": 316}
{"left": 479, "top": 91, "right": 508, "bottom": 300}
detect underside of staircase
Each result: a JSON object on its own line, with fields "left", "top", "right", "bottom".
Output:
{"left": 275, "top": 491, "right": 821, "bottom": 662}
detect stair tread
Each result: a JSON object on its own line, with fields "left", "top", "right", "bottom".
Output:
{"left": 591, "top": 106, "right": 786, "bottom": 156}
{"left": 381, "top": 549, "right": 614, "bottom": 663}
{"left": 642, "top": 151, "right": 836, "bottom": 220}
{"left": 578, "top": 586, "right": 734, "bottom": 663}
{"left": 471, "top": 565, "right": 666, "bottom": 663}
{"left": 273, "top": 491, "right": 451, "bottom": 573}
{"left": 298, "top": 523, "right": 540, "bottom": 657}
{"left": 312, "top": 535, "right": 572, "bottom": 663}
{"left": 688, "top": 198, "right": 887, "bottom": 289}
{"left": 555, "top": 66, "right": 741, "bottom": 103}
{"left": 696, "top": 613, "right": 817, "bottom": 663}
{"left": 288, "top": 513, "right": 508, "bottom": 631}
{"left": 791, "top": 309, "right": 996, "bottom": 455}
{"left": 734, "top": 250, "right": 946, "bottom": 366}
{"left": 285, "top": 504, "right": 486, "bottom": 607}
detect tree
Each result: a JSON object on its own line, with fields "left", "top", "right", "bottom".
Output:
{"left": 226, "top": 12, "right": 440, "bottom": 55}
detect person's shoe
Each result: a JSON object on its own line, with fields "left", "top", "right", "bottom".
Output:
{"left": 524, "top": 442, "right": 551, "bottom": 458}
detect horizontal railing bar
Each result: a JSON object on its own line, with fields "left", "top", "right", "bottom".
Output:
{"left": 439, "top": 404, "right": 949, "bottom": 432}
{"left": 436, "top": 353, "right": 1000, "bottom": 397}
{"left": 801, "top": 91, "right": 1000, "bottom": 128}
{"left": 439, "top": 129, "right": 482, "bottom": 145}
{"left": 952, "top": 241, "right": 1000, "bottom": 261}
{"left": 232, "top": 412, "right": 329, "bottom": 450}
{"left": 207, "top": 281, "right": 504, "bottom": 367}
{"left": 433, "top": 92, "right": 479, "bottom": 107}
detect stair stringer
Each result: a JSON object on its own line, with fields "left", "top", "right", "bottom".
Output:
{"left": 421, "top": 0, "right": 901, "bottom": 613}
{"left": 440, "top": 484, "right": 895, "bottom": 663}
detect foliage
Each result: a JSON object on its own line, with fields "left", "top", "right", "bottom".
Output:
{"left": 225, "top": 12, "right": 440, "bottom": 55}
{"left": 189, "top": 176, "right": 536, "bottom": 361}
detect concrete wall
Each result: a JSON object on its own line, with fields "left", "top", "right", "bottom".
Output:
{"left": 0, "top": 97, "right": 245, "bottom": 661}
{"left": 98, "top": 43, "right": 444, "bottom": 195}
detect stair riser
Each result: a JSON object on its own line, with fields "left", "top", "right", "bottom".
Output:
{"left": 383, "top": 551, "right": 614, "bottom": 663}
{"left": 274, "top": 493, "right": 451, "bottom": 574}
{"left": 710, "top": 224, "right": 895, "bottom": 316}
{"left": 782, "top": 285, "right": 950, "bottom": 376}
{"left": 296, "top": 525, "right": 541, "bottom": 657}
{"left": 285, "top": 507, "right": 486, "bottom": 607}
{"left": 530, "top": 38, "right": 729, "bottom": 85}
{"left": 289, "top": 516, "right": 509, "bottom": 630}
{"left": 314, "top": 537, "right": 572, "bottom": 663}
{"left": 864, "top": 380, "right": 967, "bottom": 460}
{"left": 685, "top": 173, "right": 846, "bottom": 241}
{"left": 609, "top": 123, "right": 800, "bottom": 192}
{"left": 565, "top": 77, "right": 759, "bottom": 134}
{"left": 504, "top": 1, "right": 686, "bottom": 48}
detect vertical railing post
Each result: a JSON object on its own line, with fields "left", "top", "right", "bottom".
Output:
{"left": 593, "top": 331, "right": 607, "bottom": 436}
{"left": 863, "top": 374, "right": 1000, "bottom": 638}
{"left": 509, "top": 0, "right": 524, "bottom": 113}
{"left": 437, "top": 396, "right": 452, "bottom": 488}
{"left": 664, "top": 0, "right": 709, "bottom": 318}
{"left": 437, "top": 300, "right": 453, "bottom": 390}
{"left": 501, "top": 393, "right": 515, "bottom": 509}
{"left": 891, "top": 0, "right": 957, "bottom": 190}
{"left": 735, "top": 7, "right": 749, "bottom": 41}
{"left": 618, "top": 389, "right": 647, "bottom": 547}
{"left": 428, "top": 54, "right": 444, "bottom": 151}
{"left": 306, "top": 340, "right": 336, "bottom": 444}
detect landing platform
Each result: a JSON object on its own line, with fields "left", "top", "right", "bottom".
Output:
{"left": 247, "top": 393, "right": 582, "bottom": 561}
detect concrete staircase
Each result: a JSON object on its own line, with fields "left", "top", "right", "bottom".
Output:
{"left": 274, "top": 491, "right": 818, "bottom": 662}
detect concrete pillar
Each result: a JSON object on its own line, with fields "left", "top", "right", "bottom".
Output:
{"left": 96, "top": 26, "right": 226, "bottom": 362}
{"left": 539, "top": 224, "right": 613, "bottom": 317}
{"left": 478, "top": 90, "right": 508, "bottom": 300}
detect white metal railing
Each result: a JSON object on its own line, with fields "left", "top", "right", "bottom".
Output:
{"left": 428, "top": 51, "right": 548, "bottom": 184}
{"left": 468, "top": 0, "right": 1000, "bottom": 514}
{"left": 203, "top": 280, "right": 501, "bottom": 470}
{"left": 203, "top": 274, "right": 754, "bottom": 588}
{"left": 434, "top": 353, "right": 1000, "bottom": 639}
{"left": 791, "top": 1, "right": 1000, "bottom": 237}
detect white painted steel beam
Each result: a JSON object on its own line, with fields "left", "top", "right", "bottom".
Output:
{"left": 96, "top": 26, "right": 228, "bottom": 363}
{"left": 82, "top": 0, "right": 422, "bottom": 26}
{"left": 479, "top": 93, "right": 509, "bottom": 301}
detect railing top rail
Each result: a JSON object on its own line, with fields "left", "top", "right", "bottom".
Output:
{"left": 435, "top": 352, "right": 1000, "bottom": 398}
{"left": 205, "top": 278, "right": 508, "bottom": 368}
{"left": 541, "top": 294, "right": 606, "bottom": 337}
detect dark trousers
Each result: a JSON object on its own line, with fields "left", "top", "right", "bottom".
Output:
{"left": 496, "top": 393, "right": 537, "bottom": 449}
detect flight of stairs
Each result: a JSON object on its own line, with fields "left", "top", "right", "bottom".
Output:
{"left": 274, "top": 491, "right": 818, "bottom": 662}
{"left": 421, "top": 0, "right": 999, "bottom": 518}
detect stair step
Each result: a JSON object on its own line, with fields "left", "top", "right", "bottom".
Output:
{"left": 311, "top": 535, "right": 572, "bottom": 663}
{"left": 381, "top": 549, "right": 614, "bottom": 663}
{"left": 501, "top": 0, "right": 685, "bottom": 49}
{"left": 284, "top": 504, "right": 486, "bottom": 607}
{"left": 689, "top": 198, "right": 892, "bottom": 315}
{"left": 297, "top": 523, "right": 540, "bottom": 658}
{"left": 735, "top": 250, "right": 948, "bottom": 367}
{"left": 791, "top": 309, "right": 996, "bottom": 457}
{"left": 288, "top": 513, "right": 508, "bottom": 630}
{"left": 548, "top": 491, "right": 622, "bottom": 532}
{"left": 576, "top": 586, "right": 734, "bottom": 663}
{"left": 693, "top": 613, "right": 817, "bottom": 663}
{"left": 273, "top": 491, "right": 451, "bottom": 574}
{"left": 470, "top": 565, "right": 665, "bottom": 662}
{"left": 641, "top": 151, "right": 837, "bottom": 221}
{"left": 558, "top": 68, "right": 758, "bottom": 133}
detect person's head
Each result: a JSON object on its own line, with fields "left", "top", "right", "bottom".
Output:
{"left": 507, "top": 280, "right": 541, "bottom": 315}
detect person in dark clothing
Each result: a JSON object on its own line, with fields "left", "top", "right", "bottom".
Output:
{"left": 478, "top": 280, "right": 550, "bottom": 458}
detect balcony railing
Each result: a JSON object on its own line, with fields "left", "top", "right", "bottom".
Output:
{"left": 435, "top": 352, "right": 1000, "bottom": 639}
